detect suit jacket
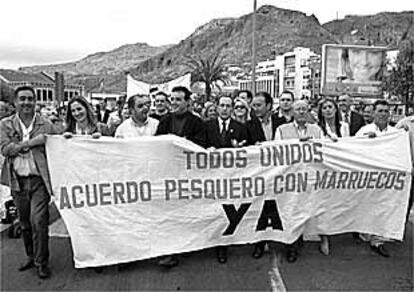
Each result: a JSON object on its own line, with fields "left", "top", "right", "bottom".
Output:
{"left": 205, "top": 118, "right": 249, "bottom": 148}
{"left": 246, "top": 113, "right": 284, "bottom": 144}
{"left": 155, "top": 111, "right": 207, "bottom": 148}
{"left": 0, "top": 114, "right": 58, "bottom": 195}
{"left": 349, "top": 111, "right": 365, "bottom": 136}
{"left": 97, "top": 109, "right": 111, "bottom": 124}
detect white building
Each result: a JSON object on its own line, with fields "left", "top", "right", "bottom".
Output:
{"left": 239, "top": 47, "right": 321, "bottom": 100}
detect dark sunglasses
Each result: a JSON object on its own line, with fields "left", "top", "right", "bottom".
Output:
{"left": 18, "top": 96, "right": 35, "bottom": 102}
{"left": 136, "top": 102, "right": 151, "bottom": 109}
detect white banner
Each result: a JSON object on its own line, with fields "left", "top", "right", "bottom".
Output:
{"left": 154, "top": 73, "right": 191, "bottom": 93}
{"left": 46, "top": 132, "right": 411, "bottom": 268}
{"left": 127, "top": 73, "right": 191, "bottom": 97}
{"left": 126, "top": 74, "right": 150, "bottom": 98}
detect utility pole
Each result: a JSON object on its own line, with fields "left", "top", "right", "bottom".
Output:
{"left": 252, "top": 0, "right": 257, "bottom": 95}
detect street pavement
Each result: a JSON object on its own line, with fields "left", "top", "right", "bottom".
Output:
{"left": 1, "top": 213, "right": 413, "bottom": 291}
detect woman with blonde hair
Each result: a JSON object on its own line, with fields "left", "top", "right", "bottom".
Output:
{"left": 232, "top": 97, "right": 251, "bottom": 124}
{"left": 203, "top": 102, "right": 217, "bottom": 122}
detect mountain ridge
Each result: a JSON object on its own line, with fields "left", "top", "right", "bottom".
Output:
{"left": 17, "top": 6, "right": 414, "bottom": 92}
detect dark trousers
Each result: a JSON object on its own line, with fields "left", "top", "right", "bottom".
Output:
{"left": 12, "top": 175, "right": 50, "bottom": 266}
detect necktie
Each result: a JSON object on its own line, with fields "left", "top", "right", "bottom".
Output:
{"left": 345, "top": 112, "right": 350, "bottom": 124}
{"left": 220, "top": 120, "right": 227, "bottom": 146}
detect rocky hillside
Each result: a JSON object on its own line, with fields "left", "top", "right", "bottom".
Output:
{"left": 21, "top": 43, "right": 172, "bottom": 76}
{"left": 20, "top": 6, "right": 414, "bottom": 92}
{"left": 131, "top": 5, "right": 339, "bottom": 82}
{"left": 323, "top": 11, "right": 414, "bottom": 47}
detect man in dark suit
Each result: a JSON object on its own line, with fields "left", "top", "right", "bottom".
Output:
{"left": 205, "top": 96, "right": 249, "bottom": 264}
{"left": 206, "top": 96, "right": 248, "bottom": 149}
{"left": 247, "top": 91, "right": 281, "bottom": 144}
{"left": 96, "top": 98, "right": 111, "bottom": 124}
{"left": 338, "top": 94, "right": 365, "bottom": 136}
{"left": 273, "top": 90, "right": 294, "bottom": 126}
{"left": 247, "top": 91, "right": 291, "bottom": 259}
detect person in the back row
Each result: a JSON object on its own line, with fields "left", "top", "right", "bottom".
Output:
{"left": 155, "top": 86, "right": 207, "bottom": 268}
{"left": 337, "top": 94, "right": 364, "bottom": 136}
{"left": 150, "top": 91, "right": 170, "bottom": 121}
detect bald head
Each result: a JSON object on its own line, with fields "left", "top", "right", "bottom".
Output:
{"left": 292, "top": 100, "right": 309, "bottom": 124}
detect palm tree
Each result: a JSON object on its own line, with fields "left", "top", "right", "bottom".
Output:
{"left": 185, "top": 50, "right": 228, "bottom": 102}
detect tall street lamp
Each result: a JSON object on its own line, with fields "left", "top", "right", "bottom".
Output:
{"left": 252, "top": 0, "right": 257, "bottom": 96}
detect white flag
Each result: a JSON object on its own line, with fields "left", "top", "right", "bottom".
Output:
{"left": 126, "top": 74, "right": 150, "bottom": 98}
{"left": 155, "top": 73, "right": 191, "bottom": 93}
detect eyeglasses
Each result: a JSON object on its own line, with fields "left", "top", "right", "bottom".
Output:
{"left": 234, "top": 105, "right": 246, "bottom": 110}
{"left": 136, "top": 102, "right": 151, "bottom": 109}
{"left": 18, "top": 96, "right": 35, "bottom": 102}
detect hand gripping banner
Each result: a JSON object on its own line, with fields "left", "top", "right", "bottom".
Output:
{"left": 46, "top": 132, "right": 412, "bottom": 268}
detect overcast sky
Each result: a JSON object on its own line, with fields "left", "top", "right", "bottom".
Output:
{"left": 0, "top": 0, "right": 412, "bottom": 69}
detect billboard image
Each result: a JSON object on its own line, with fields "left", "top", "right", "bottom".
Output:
{"left": 321, "top": 44, "right": 388, "bottom": 97}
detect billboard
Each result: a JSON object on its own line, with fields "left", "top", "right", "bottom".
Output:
{"left": 321, "top": 44, "right": 387, "bottom": 97}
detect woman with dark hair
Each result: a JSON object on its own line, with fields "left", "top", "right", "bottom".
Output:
{"left": 318, "top": 98, "right": 350, "bottom": 141}
{"left": 314, "top": 98, "right": 350, "bottom": 256}
{"left": 63, "top": 96, "right": 109, "bottom": 138}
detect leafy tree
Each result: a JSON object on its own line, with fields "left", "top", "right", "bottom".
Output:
{"left": 185, "top": 51, "right": 229, "bottom": 102}
{"left": 383, "top": 37, "right": 414, "bottom": 111}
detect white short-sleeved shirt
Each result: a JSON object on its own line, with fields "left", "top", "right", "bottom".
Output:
{"left": 355, "top": 122, "right": 400, "bottom": 137}
{"left": 115, "top": 117, "right": 159, "bottom": 138}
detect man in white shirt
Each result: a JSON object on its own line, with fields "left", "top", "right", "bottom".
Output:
{"left": 115, "top": 95, "right": 159, "bottom": 138}
{"left": 275, "top": 100, "right": 324, "bottom": 141}
{"left": 356, "top": 99, "right": 401, "bottom": 257}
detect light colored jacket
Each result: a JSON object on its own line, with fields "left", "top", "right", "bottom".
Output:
{"left": 0, "top": 114, "right": 58, "bottom": 195}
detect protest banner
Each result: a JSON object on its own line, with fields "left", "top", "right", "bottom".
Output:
{"left": 46, "top": 132, "right": 412, "bottom": 268}
{"left": 126, "top": 74, "right": 150, "bottom": 98}
{"left": 126, "top": 73, "right": 191, "bottom": 98}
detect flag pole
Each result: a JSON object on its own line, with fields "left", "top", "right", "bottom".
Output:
{"left": 252, "top": 0, "right": 257, "bottom": 96}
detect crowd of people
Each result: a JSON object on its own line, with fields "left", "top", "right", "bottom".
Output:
{"left": 0, "top": 85, "right": 413, "bottom": 279}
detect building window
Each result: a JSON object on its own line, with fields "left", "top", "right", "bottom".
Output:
{"left": 36, "top": 89, "right": 42, "bottom": 101}
{"left": 42, "top": 89, "right": 47, "bottom": 102}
